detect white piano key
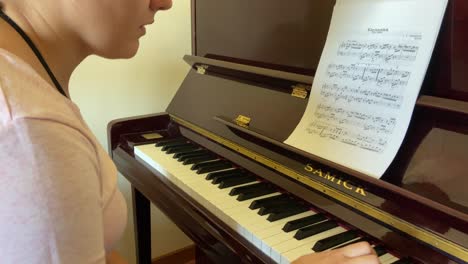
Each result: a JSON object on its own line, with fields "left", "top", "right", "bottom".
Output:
{"left": 281, "top": 242, "right": 317, "bottom": 264}
{"left": 249, "top": 211, "right": 315, "bottom": 233}
{"left": 223, "top": 198, "right": 281, "bottom": 240}
{"left": 250, "top": 211, "right": 315, "bottom": 248}
{"left": 380, "top": 254, "right": 399, "bottom": 264}
{"left": 271, "top": 226, "right": 345, "bottom": 263}
{"left": 262, "top": 221, "right": 343, "bottom": 257}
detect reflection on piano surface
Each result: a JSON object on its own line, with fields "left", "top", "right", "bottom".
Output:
{"left": 108, "top": 1, "right": 468, "bottom": 263}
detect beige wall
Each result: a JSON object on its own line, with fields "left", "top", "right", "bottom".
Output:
{"left": 70, "top": 1, "right": 193, "bottom": 263}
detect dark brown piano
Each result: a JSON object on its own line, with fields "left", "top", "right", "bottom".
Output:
{"left": 108, "top": 1, "right": 468, "bottom": 263}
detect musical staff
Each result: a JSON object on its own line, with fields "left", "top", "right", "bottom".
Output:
{"left": 306, "top": 120, "right": 387, "bottom": 153}
{"left": 337, "top": 40, "right": 419, "bottom": 63}
{"left": 326, "top": 64, "right": 411, "bottom": 89}
{"left": 320, "top": 83, "right": 403, "bottom": 109}
{"left": 314, "top": 104, "right": 396, "bottom": 134}
{"left": 304, "top": 104, "right": 395, "bottom": 153}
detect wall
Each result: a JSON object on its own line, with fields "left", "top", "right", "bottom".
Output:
{"left": 70, "top": 1, "right": 193, "bottom": 262}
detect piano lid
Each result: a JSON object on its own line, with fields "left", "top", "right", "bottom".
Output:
{"left": 165, "top": 0, "right": 468, "bottom": 260}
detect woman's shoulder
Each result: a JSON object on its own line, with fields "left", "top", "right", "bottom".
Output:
{"left": 0, "top": 48, "right": 79, "bottom": 125}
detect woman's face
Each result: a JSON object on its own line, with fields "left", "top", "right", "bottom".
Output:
{"left": 64, "top": 0, "right": 173, "bottom": 58}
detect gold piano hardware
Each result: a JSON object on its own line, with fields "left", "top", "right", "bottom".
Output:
{"left": 171, "top": 114, "right": 468, "bottom": 262}
{"left": 291, "top": 84, "right": 310, "bottom": 99}
{"left": 196, "top": 64, "right": 209, "bottom": 74}
{"left": 304, "top": 164, "right": 366, "bottom": 197}
{"left": 235, "top": 115, "right": 251, "bottom": 128}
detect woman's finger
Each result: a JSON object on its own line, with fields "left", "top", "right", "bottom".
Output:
{"left": 344, "top": 254, "right": 381, "bottom": 264}
{"left": 338, "top": 241, "right": 375, "bottom": 258}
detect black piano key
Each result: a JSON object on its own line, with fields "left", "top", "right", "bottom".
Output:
{"left": 294, "top": 220, "right": 338, "bottom": 240}
{"left": 267, "top": 205, "right": 309, "bottom": 222}
{"left": 237, "top": 187, "right": 276, "bottom": 201}
{"left": 198, "top": 164, "right": 233, "bottom": 174}
{"left": 372, "top": 245, "right": 387, "bottom": 257}
{"left": 390, "top": 257, "right": 412, "bottom": 264}
{"left": 256, "top": 197, "right": 299, "bottom": 212}
{"left": 229, "top": 182, "right": 271, "bottom": 196}
{"left": 218, "top": 175, "right": 256, "bottom": 189}
{"left": 166, "top": 144, "right": 199, "bottom": 154}
{"left": 173, "top": 149, "right": 207, "bottom": 159}
{"left": 206, "top": 168, "right": 243, "bottom": 180}
{"left": 249, "top": 194, "right": 290, "bottom": 209}
{"left": 332, "top": 237, "right": 369, "bottom": 250}
{"left": 258, "top": 201, "right": 300, "bottom": 216}
{"left": 155, "top": 138, "right": 186, "bottom": 147}
{"left": 183, "top": 154, "right": 217, "bottom": 165}
{"left": 196, "top": 161, "right": 233, "bottom": 174}
{"left": 312, "top": 230, "right": 359, "bottom": 252}
{"left": 283, "top": 213, "right": 327, "bottom": 232}
{"left": 161, "top": 142, "right": 192, "bottom": 151}
{"left": 212, "top": 172, "right": 246, "bottom": 184}
{"left": 177, "top": 150, "right": 210, "bottom": 161}
{"left": 191, "top": 160, "right": 225, "bottom": 171}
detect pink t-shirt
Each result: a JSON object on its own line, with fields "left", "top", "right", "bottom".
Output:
{"left": 0, "top": 49, "right": 127, "bottom": 263}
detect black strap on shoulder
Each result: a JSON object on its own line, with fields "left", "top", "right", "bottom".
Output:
{"left": 0, "top": 8, "right": 67, "bottom": 97}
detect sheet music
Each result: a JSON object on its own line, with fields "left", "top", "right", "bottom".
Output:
{"left": 285, "top": 0, "right": 447, "bottom": 178}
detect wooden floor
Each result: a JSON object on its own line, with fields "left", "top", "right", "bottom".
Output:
{"left": 152, "top": 245, "right": 195, "bottom": 264}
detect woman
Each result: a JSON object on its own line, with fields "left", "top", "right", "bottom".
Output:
{"left": 0, "top": 0, "right": 379, "bottom": 263}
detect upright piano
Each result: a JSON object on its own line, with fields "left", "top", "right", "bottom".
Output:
{"left": 108, "top": 1, "right": 468, "bottom": 263}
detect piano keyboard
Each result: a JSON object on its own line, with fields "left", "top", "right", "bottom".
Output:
{"left": 135, "top": 138, "right": 411, "bottom": 264}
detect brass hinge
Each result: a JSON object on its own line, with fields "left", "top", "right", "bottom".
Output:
{"left": 234, "top": 115, "right": 251, "bottom": 128}
{"left": 196, "top": 64, "right": 209, "bottom": 74}
{"left": 291, "top": 84, "right": 310, "bottom": 99}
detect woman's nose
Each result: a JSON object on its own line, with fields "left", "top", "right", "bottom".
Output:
{"left": 150, "top": 0, "right": 173, "bottom": 12}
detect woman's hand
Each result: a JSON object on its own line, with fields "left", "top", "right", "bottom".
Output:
{"left": 292, "top": 242, "right": 380, "bottom": 264}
